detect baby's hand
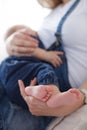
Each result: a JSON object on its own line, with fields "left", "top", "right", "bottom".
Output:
{"left": 46, "top": 51, "right": 63, "bottom": 67}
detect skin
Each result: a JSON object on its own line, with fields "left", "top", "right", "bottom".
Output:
{"left": 18, "top": 78, "right": 85, "bottom": 117}
{"left": 6, "top": 25, "right": 63, "bottom": 67}
{"left": 5, "top": 28, "right": 39, "bottom": 56}
{"left": 37, "top": 0, "right": 62, "bottom": 9}
{"left": 19, "top": 80, "right": 82, "bottom": 108}
{"left": 6, "top": 26, "right": 63, "bottom": 66}
{"left": 5, "top": 0, "right": 86, "bottom": 117}
{"left": 5, "top": 0, "right": 69, "bottom": 57}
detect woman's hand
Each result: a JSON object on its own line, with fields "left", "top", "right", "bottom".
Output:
{"left": 24, "top": 91, "right": 84, "bottom": 117}
{"left": 5, "top": 28, "right": 39, "bottom": 56}
{"left": 18, "top": 78, "right": 85, "bottom": 117}
{"left": 26, "top": 92, "right": 84, "bottom": 117}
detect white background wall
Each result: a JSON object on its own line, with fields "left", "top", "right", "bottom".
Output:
{"left": 0, "top": 0, "right": 50, "bottom": 62}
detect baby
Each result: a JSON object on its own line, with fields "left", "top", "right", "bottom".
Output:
{"left": 3, "top": 25, "right": 81, "bottom": 108}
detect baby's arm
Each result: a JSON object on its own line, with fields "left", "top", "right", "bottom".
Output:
{"left": 32, "top": 48, "right": 63, "bottom": 67}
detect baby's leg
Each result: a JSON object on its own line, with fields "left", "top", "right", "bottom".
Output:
{"left": 25, "top": 85, "right": 53, "bottom": 102}
{"left": 47, "top": 88, "right": 81, "bottom": 108}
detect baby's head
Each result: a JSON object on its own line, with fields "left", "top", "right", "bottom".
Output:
{"left": 13, "top": 25, "right": 27, "bottom": 32}
{"left": 4, "top": 25, "right": 27, "bottom": 40}
{"left": 37, "top": 0, "right": 62, "bottom": 9}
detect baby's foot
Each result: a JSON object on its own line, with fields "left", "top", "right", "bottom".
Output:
{"left": 25, "top": 85, "right": 52, "bottom": 102}
{"left": 47, "top": 88, "right": 81, "bottom": 108}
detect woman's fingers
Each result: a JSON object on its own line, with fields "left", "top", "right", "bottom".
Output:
{"left": 18, "top": 80, "right": 27, "bottom": 99}
{"left": 12, "top": 32, "right": 38, "bottom": 47}
{"left": 18, "top": 28, "right": 39, "bottom": 47}
{"left": 14, "top": 39, "right": 38, "bottom": 48}
{"left": 30, "top": 77, "right": 37, "bottom": 86}
{"left": 6, "top": 28, "right": 39, "bottom": 56}
{"left": 20, "top": 27, "right": 38, "bottom": 37}
{"left": 11, "top": 45, "right": 35, "bottom": 55}
{"left": 18, "top": 78, "right": 37, "bottom": 98}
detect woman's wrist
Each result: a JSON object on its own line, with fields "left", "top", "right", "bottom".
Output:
{"left": 62, "top": 89, "right": 86, "bottom": 116}
{"left": 78, "top": 89, "right": 86, "bottom": 106}
{"left": 79, "top": 88, "right": 87, "bottom": 105}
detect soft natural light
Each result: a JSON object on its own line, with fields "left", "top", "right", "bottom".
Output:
{"left": 0, "top": 0, "right": 50, "bottom": 61}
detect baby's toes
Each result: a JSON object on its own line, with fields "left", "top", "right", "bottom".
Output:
{"left": 42, "top": 92, "right": 52, "bottom": 102}
{"left": 46, "top": 86, "right": 53, "bottom": 93}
